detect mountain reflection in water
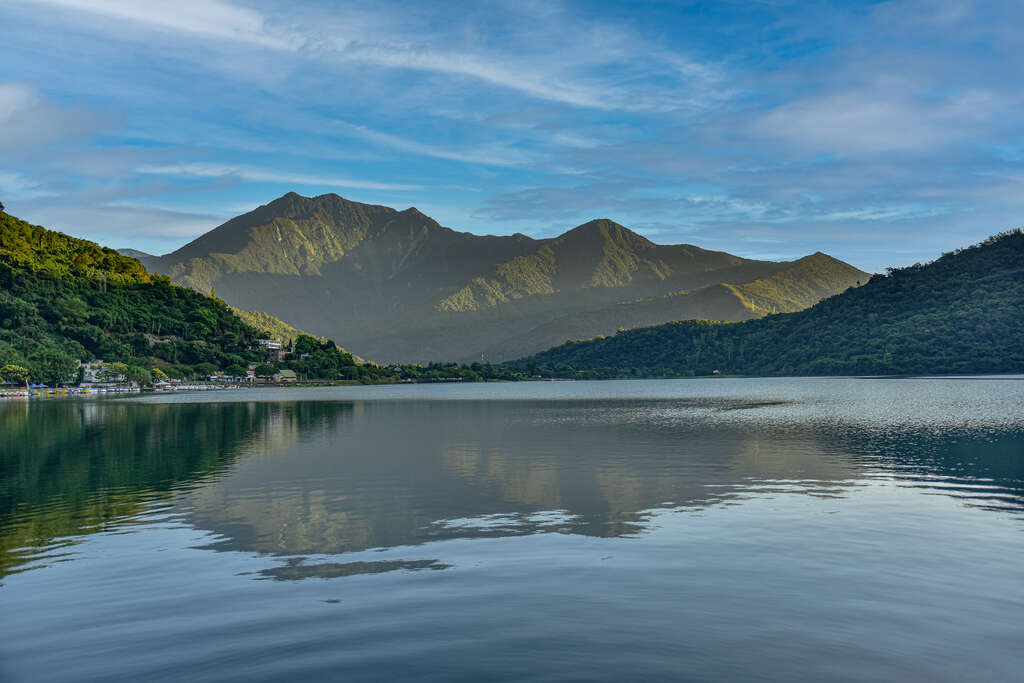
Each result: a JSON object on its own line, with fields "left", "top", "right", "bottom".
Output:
{"left": 3, "top": 390, "right": 1022, "bottom": 579}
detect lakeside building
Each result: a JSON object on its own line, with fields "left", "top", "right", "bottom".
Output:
{"left": 272, "top": 369, "right": 298, "bottom": 383}
{"left": 78, "top": 361, "right": 125, "bottom": 384}
{"left": 256, "top": 338, "right": 287, "bottom": 362}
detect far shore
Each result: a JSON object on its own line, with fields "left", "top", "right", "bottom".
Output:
{"left": 6, "top": 373, "right": 1023, "bottom": 401}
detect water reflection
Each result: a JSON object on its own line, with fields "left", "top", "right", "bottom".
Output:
{"left": 0, "top": 400, "right": 351, "bottom": 576}
{"left": 4, "top": 393, "right": 1021, "bottom": 581}
{"left": 253, "top": 557, "right": 451, "bottom": 581}
{"left": 182, "top": 400, "right": 854, "bottom": 558}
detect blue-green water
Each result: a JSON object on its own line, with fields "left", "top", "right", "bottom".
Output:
{"left": 2, "top": 378, "right": 1023, "bottom": 682}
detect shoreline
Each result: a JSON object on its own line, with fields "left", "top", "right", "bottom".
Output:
{"left": 5, "top": 372, "right": 1022, "bottom": 401}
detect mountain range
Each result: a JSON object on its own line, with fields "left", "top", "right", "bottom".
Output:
{"left": 129, "top": 192, "right": 868, "bottom": 363}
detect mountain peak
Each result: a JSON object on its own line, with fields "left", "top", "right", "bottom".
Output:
{"left": 160, "top": 191, "right": 395, "bottom": 265}
{"left": 264, "top": 191, "right": 307, "bottom": 209}
{"left": 557, "top": 218, "right": 654, "bottom": 250}
{"left": 793, "top": 251, "right": 862, "bottom": 270}
{"left": 572, "top": 218, "right": 624, "bottom": 232}
{"left": 266, "top": 191, "right": 362, "bottom": 211}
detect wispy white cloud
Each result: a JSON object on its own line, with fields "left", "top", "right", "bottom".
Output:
{"left": 333, "top": 42, "right": 623, "bottom": 111}
{"left": 14, "top": 0, "right": 726, "bottom": 112}
{"left": 0, "top": 81, "right": 106, "bottom": 151}
{"left": 818, "top": 206, "right": 948, "bottom": 222}
{"left": 19, "top": 0, "right": 293, "bottom": 48}
{"left": 137, "top": 163, "right": 421, "bottom": 191}
{"left": 872, "top": 0, "right": 976, "bottom": 28}
{"left": 0, "top": 82, "right": 37, "bottom": 120}
{"left": 333, "top": 121, "right": 538, "bottom": 168}
{"left": 753, "top": 83, "right": 1008, "bottom": 155}
{"left": 0, "top": 170, "right": 56, "bottom": 199}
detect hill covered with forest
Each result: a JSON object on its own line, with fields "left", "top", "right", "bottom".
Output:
{"left": 0, "top": 209, "right": 278, "bottom": 383}
{"left": 510, "top": 230, "right": 1024, "bottom": 377}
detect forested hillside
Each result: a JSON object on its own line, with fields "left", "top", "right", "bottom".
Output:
{"left": 511, "top": 231, "right": 1024, "bottom": 377}
{"left": 0, "top": 210, "right": 266, "bottom": 383}
{"left": 229, "top": 307, "right": 312, "bottom": 345}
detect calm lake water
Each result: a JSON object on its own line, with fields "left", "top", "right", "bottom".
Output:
{"left": 2, "top": 378, "right": 1023, "bottom": 682}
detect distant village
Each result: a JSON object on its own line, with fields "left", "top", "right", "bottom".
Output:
{"left": 1, "top": 338, "right": 298, "bottom": 397}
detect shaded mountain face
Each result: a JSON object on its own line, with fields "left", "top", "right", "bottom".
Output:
{"left": 140, "top": 192, "right": 868, "bottom": 363}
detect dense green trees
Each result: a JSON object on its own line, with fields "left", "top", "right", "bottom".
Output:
{"left": 246, "top": 334, "right": 523, "bottom": 383}
{"left": 224, "top": 364, "right": 247, "bottom": 378}
{"left": 511, "top": 230, "right": 1024, "bottom": 378}
{"left": 0, "top": 364, "right": 29, "bottom": 387}
{"left": 124, "top": 366, "right": 152, "bottom": 387}
{"left": 254, "top": 364, "right": 277, "bottom": 378}
{"left": 29, "top": 348, "right": 80, "bottom": 385}
{"left": 0, "top": 210, "right": 269, "bottom": 383}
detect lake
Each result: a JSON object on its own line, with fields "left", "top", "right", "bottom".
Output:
{"left": 2, "top": 378, "right": 1023, "bottom": 682}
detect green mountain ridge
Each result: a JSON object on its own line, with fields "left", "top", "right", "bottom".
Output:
{"left": 509, "top": 230, "right": 1024, "bottom": 377}
{"left": 136, "top": 192, "right": 867, "bottom": 363}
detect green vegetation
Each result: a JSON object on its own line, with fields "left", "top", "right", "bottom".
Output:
{"left": 229, "top": 307, "right": 315, "bottom": 345}
{"left": 510, "top": 231, "right": 1024, "bottom": 378}
{"left": 275, "top": 334, "right": 521, "bottom": 383}
{"left": 0, "top": 210, "right": 273, "bottom": 384}
{"left": 0, "top": 364, "right": 29, "bottom": 387}
{"left": 254, "top": 363, "right": 276, "bottom": 378}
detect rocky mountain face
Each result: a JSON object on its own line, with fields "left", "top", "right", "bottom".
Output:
{"left": 135, "top": 192, "right": 868, "bottom": 363}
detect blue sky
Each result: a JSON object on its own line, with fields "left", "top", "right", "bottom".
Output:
{"left": 1, "top": 0, "right": 1021, "bottom": 270}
